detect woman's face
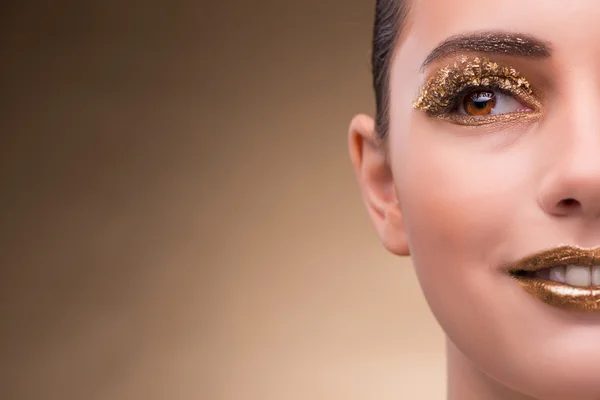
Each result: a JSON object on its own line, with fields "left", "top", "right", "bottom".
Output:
{"left": 351, "top": 0, "right": 600, "bottom": 398}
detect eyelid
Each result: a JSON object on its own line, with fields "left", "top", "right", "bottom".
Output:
{"left": 412, "top": 56, "right": 542, "bottom": 124}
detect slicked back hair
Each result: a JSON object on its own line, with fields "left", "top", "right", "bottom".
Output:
{"left": 372, "top": 0, "right": 409, "bottom": 139}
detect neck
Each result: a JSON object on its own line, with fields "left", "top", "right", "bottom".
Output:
{"left": 446, "top": 338, "right": 537, "bottom": 400}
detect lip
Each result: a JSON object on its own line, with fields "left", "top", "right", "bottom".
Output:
{"left": 507, "top": 246, "right": 600, "bottom": 312}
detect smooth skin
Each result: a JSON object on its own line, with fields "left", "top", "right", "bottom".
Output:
{"left": 350, "top": 1, "right": 600, "bottom": 399}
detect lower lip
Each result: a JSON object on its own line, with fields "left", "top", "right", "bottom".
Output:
{"left": 511, "top": 276, "right": 600, "bottom": 312}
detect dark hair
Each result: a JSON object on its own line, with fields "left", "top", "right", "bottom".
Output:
{"left": 372, "top": 0, "right": 409, "bottom": 139}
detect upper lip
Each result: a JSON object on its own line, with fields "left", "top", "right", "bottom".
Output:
{"left": 507, "top": 245, "right": 600, "bottom": 274}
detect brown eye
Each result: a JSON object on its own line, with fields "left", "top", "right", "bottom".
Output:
{"left": 462, "top": 90, "right": 496, "bottom": 116}
{"left": 457, "top": 89, "right": 528, "bottom": 118}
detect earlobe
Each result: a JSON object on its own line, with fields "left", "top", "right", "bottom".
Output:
{"left": 348, "top": 114, "right": 410, "bottom": 257}
{"left": 382, "top": 202, "right": 410, "bottom": 256}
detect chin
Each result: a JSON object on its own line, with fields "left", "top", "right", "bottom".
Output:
{"left": 504, "top": 353, "right": 600, "bottom": 400}
{"left": 481, "top": 327, "right": 600, "bottom": 400}
{"left": 430, "top": 274, "right": 600, "bottom": 399}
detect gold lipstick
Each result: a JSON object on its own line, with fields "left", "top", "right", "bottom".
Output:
{"left": 507, "top": 246, "right": 600, "bottom": 312}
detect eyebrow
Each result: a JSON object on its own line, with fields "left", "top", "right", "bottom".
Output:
{"left": 421, "top": 31, "right": 552, "bottom": 70}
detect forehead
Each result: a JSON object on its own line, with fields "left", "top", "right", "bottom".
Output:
{"left": 386, "top": 0, "right": 600, "bottom": 156}
{"left": 408, "top": 0, "right": 600, "bottom": 64}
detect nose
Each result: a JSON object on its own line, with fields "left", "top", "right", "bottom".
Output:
{"left": 538, "top": 100, "right": 600, "bottom": 219}
{"left": 538, "top": 173, "right": 600, "bottom": 218}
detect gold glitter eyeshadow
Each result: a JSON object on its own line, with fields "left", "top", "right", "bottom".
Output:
{"left": 413, "top": 56, "right": 541, "bottom": 125}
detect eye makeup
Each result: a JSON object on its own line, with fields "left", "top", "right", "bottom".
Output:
{"left": 413, "top": 56, "right": 543, "bottom": 126}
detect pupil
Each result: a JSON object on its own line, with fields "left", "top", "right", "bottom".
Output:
{"left": 463, "top": 91, "right": 496, "bottom": 116}
{"left": 468, "top": 91, "right": 495, "bottom": 111}
{"left": 473, "top": 100, "right": 489, "bottom": 109}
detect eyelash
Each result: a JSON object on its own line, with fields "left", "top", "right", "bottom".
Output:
{"left": 413, "top": 57, "right": 542, "bottom": 126}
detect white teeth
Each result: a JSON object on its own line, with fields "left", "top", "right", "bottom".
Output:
{"left": 532, "top": 265, "right": 600, "bottom": 286}
{"left": 565, "top": 265, "right": 592, "bottom": 287}
{"left": 548, "top": 266, "right": 566, "bottom": 283}
{"left": 593, "top": 266, "right": 600, "bottom": 286}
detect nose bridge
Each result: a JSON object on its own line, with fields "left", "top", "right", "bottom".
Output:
{"left": 558, "top": 111, "right": 600, "bottom": 181}
{"left": 538, "top": 74, "right": 600, "bottom": 218}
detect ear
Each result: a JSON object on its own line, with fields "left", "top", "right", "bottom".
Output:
{"left": 348, "top": 114, "right": 410, "bottom": 256}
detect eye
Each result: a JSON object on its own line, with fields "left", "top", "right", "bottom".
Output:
{"left": 412, "top": 57, "right": 543, "bottom": 126}
{"left": 458, "top": 89, "right": 530, "bottom": 117}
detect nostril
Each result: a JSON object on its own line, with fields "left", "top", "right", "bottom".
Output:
{"left": 558, "top": 198, "right": 580, "bottom": 209}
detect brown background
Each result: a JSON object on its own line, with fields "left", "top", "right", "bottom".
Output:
{"left": 1, "top": 1, "right": 445, "bottom": 399}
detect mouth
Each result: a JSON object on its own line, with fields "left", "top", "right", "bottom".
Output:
{"left": 507, "top": 246, "right": 600, "bottom": 312}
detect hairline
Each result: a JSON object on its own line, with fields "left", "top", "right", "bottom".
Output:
{"left": 373, "top": 0, "right": 410, "bottom": 140}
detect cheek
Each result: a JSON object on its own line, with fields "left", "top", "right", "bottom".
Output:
{"left": 391, "top": 130, "right": 600, "bottom": 397}
{"left": 396, "top": 140, "right": 505, "bottom": 307}
{"left": 390, "top": 124, "right": 531, "bottom": 365}
{"left": 394, "top": 129, "right": 526, "bottom": 268}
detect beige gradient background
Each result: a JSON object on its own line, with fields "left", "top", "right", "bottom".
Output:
{"left": 1, "top": 1, "right": 445, "bottom": 399}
